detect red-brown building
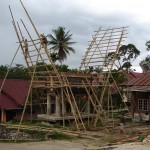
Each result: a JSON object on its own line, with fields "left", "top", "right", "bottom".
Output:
{"left": 0, "top": 79, "right": 29, "bottom": 122}
{"left": 123, "top": 73, "right": 150, "bottom": 120}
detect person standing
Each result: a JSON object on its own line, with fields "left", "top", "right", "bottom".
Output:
{"left": 119, "top": 113, "right": 125, "bottom": 133}
{"left": 23, "top": 39, "right": 29, "bottom": 58}
{"left": 40, "top": 34, "right": 48, "bottom": 49}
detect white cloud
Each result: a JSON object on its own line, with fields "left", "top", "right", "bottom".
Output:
{"left": 1, "top": 0, "right": 150, "bottom": 69}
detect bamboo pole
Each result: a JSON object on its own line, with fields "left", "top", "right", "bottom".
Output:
{"left": 82, "top": 81, "right": 103, "bottom": 125}
{"left": 109, "top": 87, "right": 114, "bottom": 128}
{"left": 20, "top": 19, "right": 50, "bottom": 72}
{"left": 85, "top": 78, "right": 108, "bottom": 124}
{"left": 99, "top": 29, "right": 125, "bottom": 105}
{"left": 0, "top": 45, "right": 20, "bottom": 94}
{"left": 9, "top": 6, "right": 30, "bottom": 69}
{"left": 64, "top": 75, "right": 87, "bottom": 132}
{"left": 17, "top": 22, "right": 34, "bottom": 68}
{"left": 60, "top": 74, "right": 81, "bottom": 131}
{"left": 79, "top": 27, "right": 102, "bottom": 71}
{"left": 110, "top": 73, "right": 134, "bottom": 122}
{"left": 15, "top": 54, "right": 39, "bottom": 142}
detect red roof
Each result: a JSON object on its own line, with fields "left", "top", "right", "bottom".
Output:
{"left": 0, "top": 79, "right": 29, "bottom": 109}
{"left": 126, "top": 73, "right": 150, "bottom": 86}
{"left": 124, "top": 71, "right": 142, "bottom": 80}
{"left": 123, "top": 73, "right": 150, "bottom": 92}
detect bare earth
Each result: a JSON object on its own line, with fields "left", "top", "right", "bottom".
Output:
{"left": 0, "top": 140, "right": 150, "bottom": 150}
{"left": 1, "top": 123, "right": 150, "bottom": 150}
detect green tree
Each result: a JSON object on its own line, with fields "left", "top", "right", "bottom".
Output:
{"left": 50, "top": 52, "right": 59, "bottom": 62}
{"left": 0, "top": 65, "right": 8, "bottom": 78}
{"left": 48, "top": 26, "right": 76, "bottom": 63}
{"left": 0, "top": 64, "right": 29, "bottom": 80}
{"left": 106, "top": 44, "right": 140, "bottom": 71}
{"left": 146, "top": 41, "right": 150, "bottom": 51}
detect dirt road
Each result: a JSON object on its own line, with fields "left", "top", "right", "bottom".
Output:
{"left": 0, "top": 141, "right": 150, "bottom": 150}
{"left": 0, "top": 140, "right": 86, "bottom": 150}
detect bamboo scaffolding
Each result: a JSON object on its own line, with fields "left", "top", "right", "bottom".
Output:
{"left": 8, "top": 0, "right": 130, "bottom": 139}
{"left": 85, "top": 27, "right": 111, "bottom": 68}
{"left": 17, "top": 22, "right": 34, "bottom": 68}
{"left": 82, "top": 81, "right": 104, "bottom": 125}
{"left": 99, "top": 30, "right": 124, "bottom": 104}
{"left": 15, "top": 54, "right": 40, "bottom": 142}
{"left": 9, "top": 6, "right": 30, "bottom": 70}
{"left": 63, "top": 74, "right": 87, "bottom": 132}
{"left": 18, "top": 1, "right": 83, "bottom": 131}
{"left": 79, "top": 26, "right": 128, "bottom": 129}
{"left": 94, "top": 26, "right": 128, "bottom": 31}
{"left": 88, "top": 36, "right": 127, "bottom": 43}
{"left": 79, "top": 27, "right": 102, "bottom": 70}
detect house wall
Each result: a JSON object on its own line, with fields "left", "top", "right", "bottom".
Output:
{"left": 132, "top": 92, "right": 150, "bottom": 114}
{"left": 15, "top": 105, "right": 43, "bottom": 121}
{"left": 0, "top": 105, "right": 44, "bottom": 122}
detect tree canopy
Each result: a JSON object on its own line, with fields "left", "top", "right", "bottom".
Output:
{"left": 48, "top": 26, "right": 76, "bottom": 63}
{"left": 0, "top": 64, "right": 79, "bottom": 80}
{"left": 106, "top": 44, "right": 140, "bottom": 71}
{"left": 146, "top": 41, "right": 150, "bottom": 51}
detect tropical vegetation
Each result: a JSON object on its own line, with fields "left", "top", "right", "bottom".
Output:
{"left": 48, "top": 26, "right": 76, "bottom": 63}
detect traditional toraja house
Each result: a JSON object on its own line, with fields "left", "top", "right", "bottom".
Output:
{"left": 8, "top": 1, "right": 129, "bottom": 138}
{"left": 0, "top": 79, "right": 28, "bottom": 122}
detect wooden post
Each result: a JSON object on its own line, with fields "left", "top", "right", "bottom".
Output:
{"left": 131, "top": 92, "right": 135, "bottom": 118}
{"left": 61, "top": 87, "right": 65, "bottom": 128}
{"left": 30, "top": 88, "right": 32, "bottom": 122}
{"left": 1, "top": 109, "right": 6, "bottom": 122}
{"left": 148, "top": 94, "right": 150, "bottom": 121}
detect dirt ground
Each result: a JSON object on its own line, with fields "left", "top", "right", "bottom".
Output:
{"left": 1, "top": 122, "right": 150, "bottom": 150}
{"left": 0, "top": 140, "right": 150, "bottom": 150}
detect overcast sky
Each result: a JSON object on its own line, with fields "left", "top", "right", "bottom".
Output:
{"left": 1, "top": 0, "right": 150, "bottom": 72}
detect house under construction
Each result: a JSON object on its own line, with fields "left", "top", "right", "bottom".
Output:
{"left": 8, "top": 0, "right": 128, "bottom": 132}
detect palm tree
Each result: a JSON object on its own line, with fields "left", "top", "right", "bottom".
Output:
{"left": 48, "top": 27, "right": 76, "bottom": 63}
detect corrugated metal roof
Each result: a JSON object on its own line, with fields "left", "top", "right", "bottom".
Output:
{"left": 0, "top": 79, "right": 29, "bottom": 109}
{"left": 126, "top": 73, "right": 150, "bottom": 86}
{"left": 123, "top": 73, "right": 150, "bottom": 92}
{"left": 124, "top": 71, "right": 142, "bottom": 80}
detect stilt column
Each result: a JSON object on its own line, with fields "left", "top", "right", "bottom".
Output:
{"left": 55, "top": 95, "right": 61, "bottom": 116}
{"left": 47, "top": 94, "right": 51, "bottom": 115}
{"left": 85, "top": 99, "right": 90, "bottom": 114}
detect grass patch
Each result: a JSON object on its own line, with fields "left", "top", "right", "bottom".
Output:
{"left": 48, "top": 131, "right": 74, "bottom": 140}
{"left": 0, "top": 126, "right": 74, "bottom": 143}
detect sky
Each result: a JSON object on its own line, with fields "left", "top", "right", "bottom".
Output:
{"left": 1, "top": 0, "right": 150, "bottom": 72}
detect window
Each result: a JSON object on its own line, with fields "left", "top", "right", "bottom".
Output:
{"left": 138, "top": 99, "right": 149, "bottom": 111}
